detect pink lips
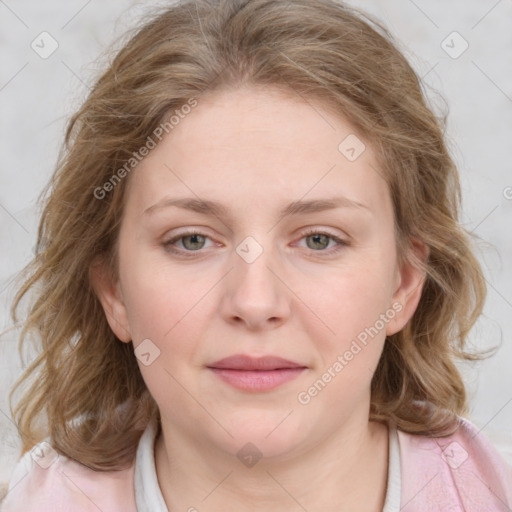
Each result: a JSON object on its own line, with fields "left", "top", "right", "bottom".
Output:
{"left": 207, "top": 354, "right": 307, "bottom": 392}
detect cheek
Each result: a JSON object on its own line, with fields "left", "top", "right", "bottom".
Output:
{"left": 118, "top": 239, "right": 200, "bottom": 340}
{"left": 314, "top": 259, "right": 396, "bottom": 341}
{"left": 118, "top": 243, "right": 223, "bottom": 375}
{"left": 295, "top": 271, "right": 391, "bottom": 415}
{"left": 118, "top": 250, "right": 210, "bottom": 407}
{"left": 301, "top": 257, "right": 397, "bottom": 405}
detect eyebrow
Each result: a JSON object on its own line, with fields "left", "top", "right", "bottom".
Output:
{"left": 143, "top": 195, "right": 370, "bottom": 223}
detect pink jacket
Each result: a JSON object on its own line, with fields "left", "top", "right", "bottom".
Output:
{"left": 2, "top": 417, "right": 512, "bottom": 511}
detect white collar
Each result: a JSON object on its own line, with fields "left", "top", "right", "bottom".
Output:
{"left": 134, "top": 420, "right": 167, "bottom": 512}
{"left": 383, "top": 423, "right": 402, "bottom": 511}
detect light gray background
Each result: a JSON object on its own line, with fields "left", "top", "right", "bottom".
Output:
{"left": 1, "top": 0, "right": 511, "bottom": 489}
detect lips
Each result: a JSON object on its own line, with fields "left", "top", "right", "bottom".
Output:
{"left": 207, "top": 354, "right": 307, "bottom": 392}
{"left": 207, "top": 354, "right": 306, "bottom": 371}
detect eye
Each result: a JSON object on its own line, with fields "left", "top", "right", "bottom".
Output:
{"left": 296, "top": 229, "right": 348, "bottom": 255}
{"left": 162, "top": 228, "right": 348, "bottom": 258}
{"left": 163, "top": 230, "right": 214, "bottom": 256}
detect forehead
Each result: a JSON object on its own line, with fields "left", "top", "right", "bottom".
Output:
{"left": 125, "top": 86, "right": 391, "bottom": 221}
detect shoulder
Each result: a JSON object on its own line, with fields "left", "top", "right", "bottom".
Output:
{"left": 397, "top": 416, "right": 512, "bottom": 511}
{"left": 1, "top": 440, "right": 136, "bottom": 512}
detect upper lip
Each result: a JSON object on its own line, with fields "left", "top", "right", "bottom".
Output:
{"left": 207, "top": 354, "right": 306, "bottom": 371}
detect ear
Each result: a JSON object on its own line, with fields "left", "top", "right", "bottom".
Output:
{"left": 386, "top": 237, "right": 429, "bottom": 336}
{"left": 89, "top": 256, "right": 132, "bottom": 343}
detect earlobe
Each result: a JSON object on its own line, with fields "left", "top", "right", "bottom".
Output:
{"left": 386, "top": 238, "right": 429, "bottom": 336}
{"left": 89, "top": 258, "right": 132, "bottom": 343}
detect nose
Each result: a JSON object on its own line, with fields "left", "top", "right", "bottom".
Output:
{"left": 220, "top": 237, "right": 291, "bottom": 331}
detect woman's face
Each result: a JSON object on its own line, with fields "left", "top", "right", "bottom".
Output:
{"left": 95, "top": 85, "right": 424, "bottom": 459}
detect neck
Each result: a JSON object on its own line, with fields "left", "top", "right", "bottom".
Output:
{"left": 155, "top": 417, "right": 389, "bottom": 512}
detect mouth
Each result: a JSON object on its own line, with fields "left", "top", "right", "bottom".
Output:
{"left": 207, "top": 354, "right": 307, "bottom": 392}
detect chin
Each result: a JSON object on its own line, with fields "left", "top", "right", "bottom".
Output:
{"left": 217, "top": 412, "right": 307, "bottom": 460}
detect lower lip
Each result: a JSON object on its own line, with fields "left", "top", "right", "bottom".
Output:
{"left": 208, "top": 368, "right": 307, "bottom": 392}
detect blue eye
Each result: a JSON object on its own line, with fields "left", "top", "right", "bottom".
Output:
{"left": 163, "top": 229, "right": 348, "bottom": 258}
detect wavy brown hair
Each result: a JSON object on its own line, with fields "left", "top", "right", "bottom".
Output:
{"left": 9, "top": 0, "right": 497, "bottom": 471}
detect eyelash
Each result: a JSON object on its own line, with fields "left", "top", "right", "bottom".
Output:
{"left": 162, "top": 228, "right": 348, "bottom": 258}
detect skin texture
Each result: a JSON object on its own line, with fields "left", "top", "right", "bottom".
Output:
{"left": 93, "top": 85, "right": 427, "bottom": 511}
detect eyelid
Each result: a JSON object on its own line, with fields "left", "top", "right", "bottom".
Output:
{"left": 298, "top": 227, "right": 347, "bottom": 240}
